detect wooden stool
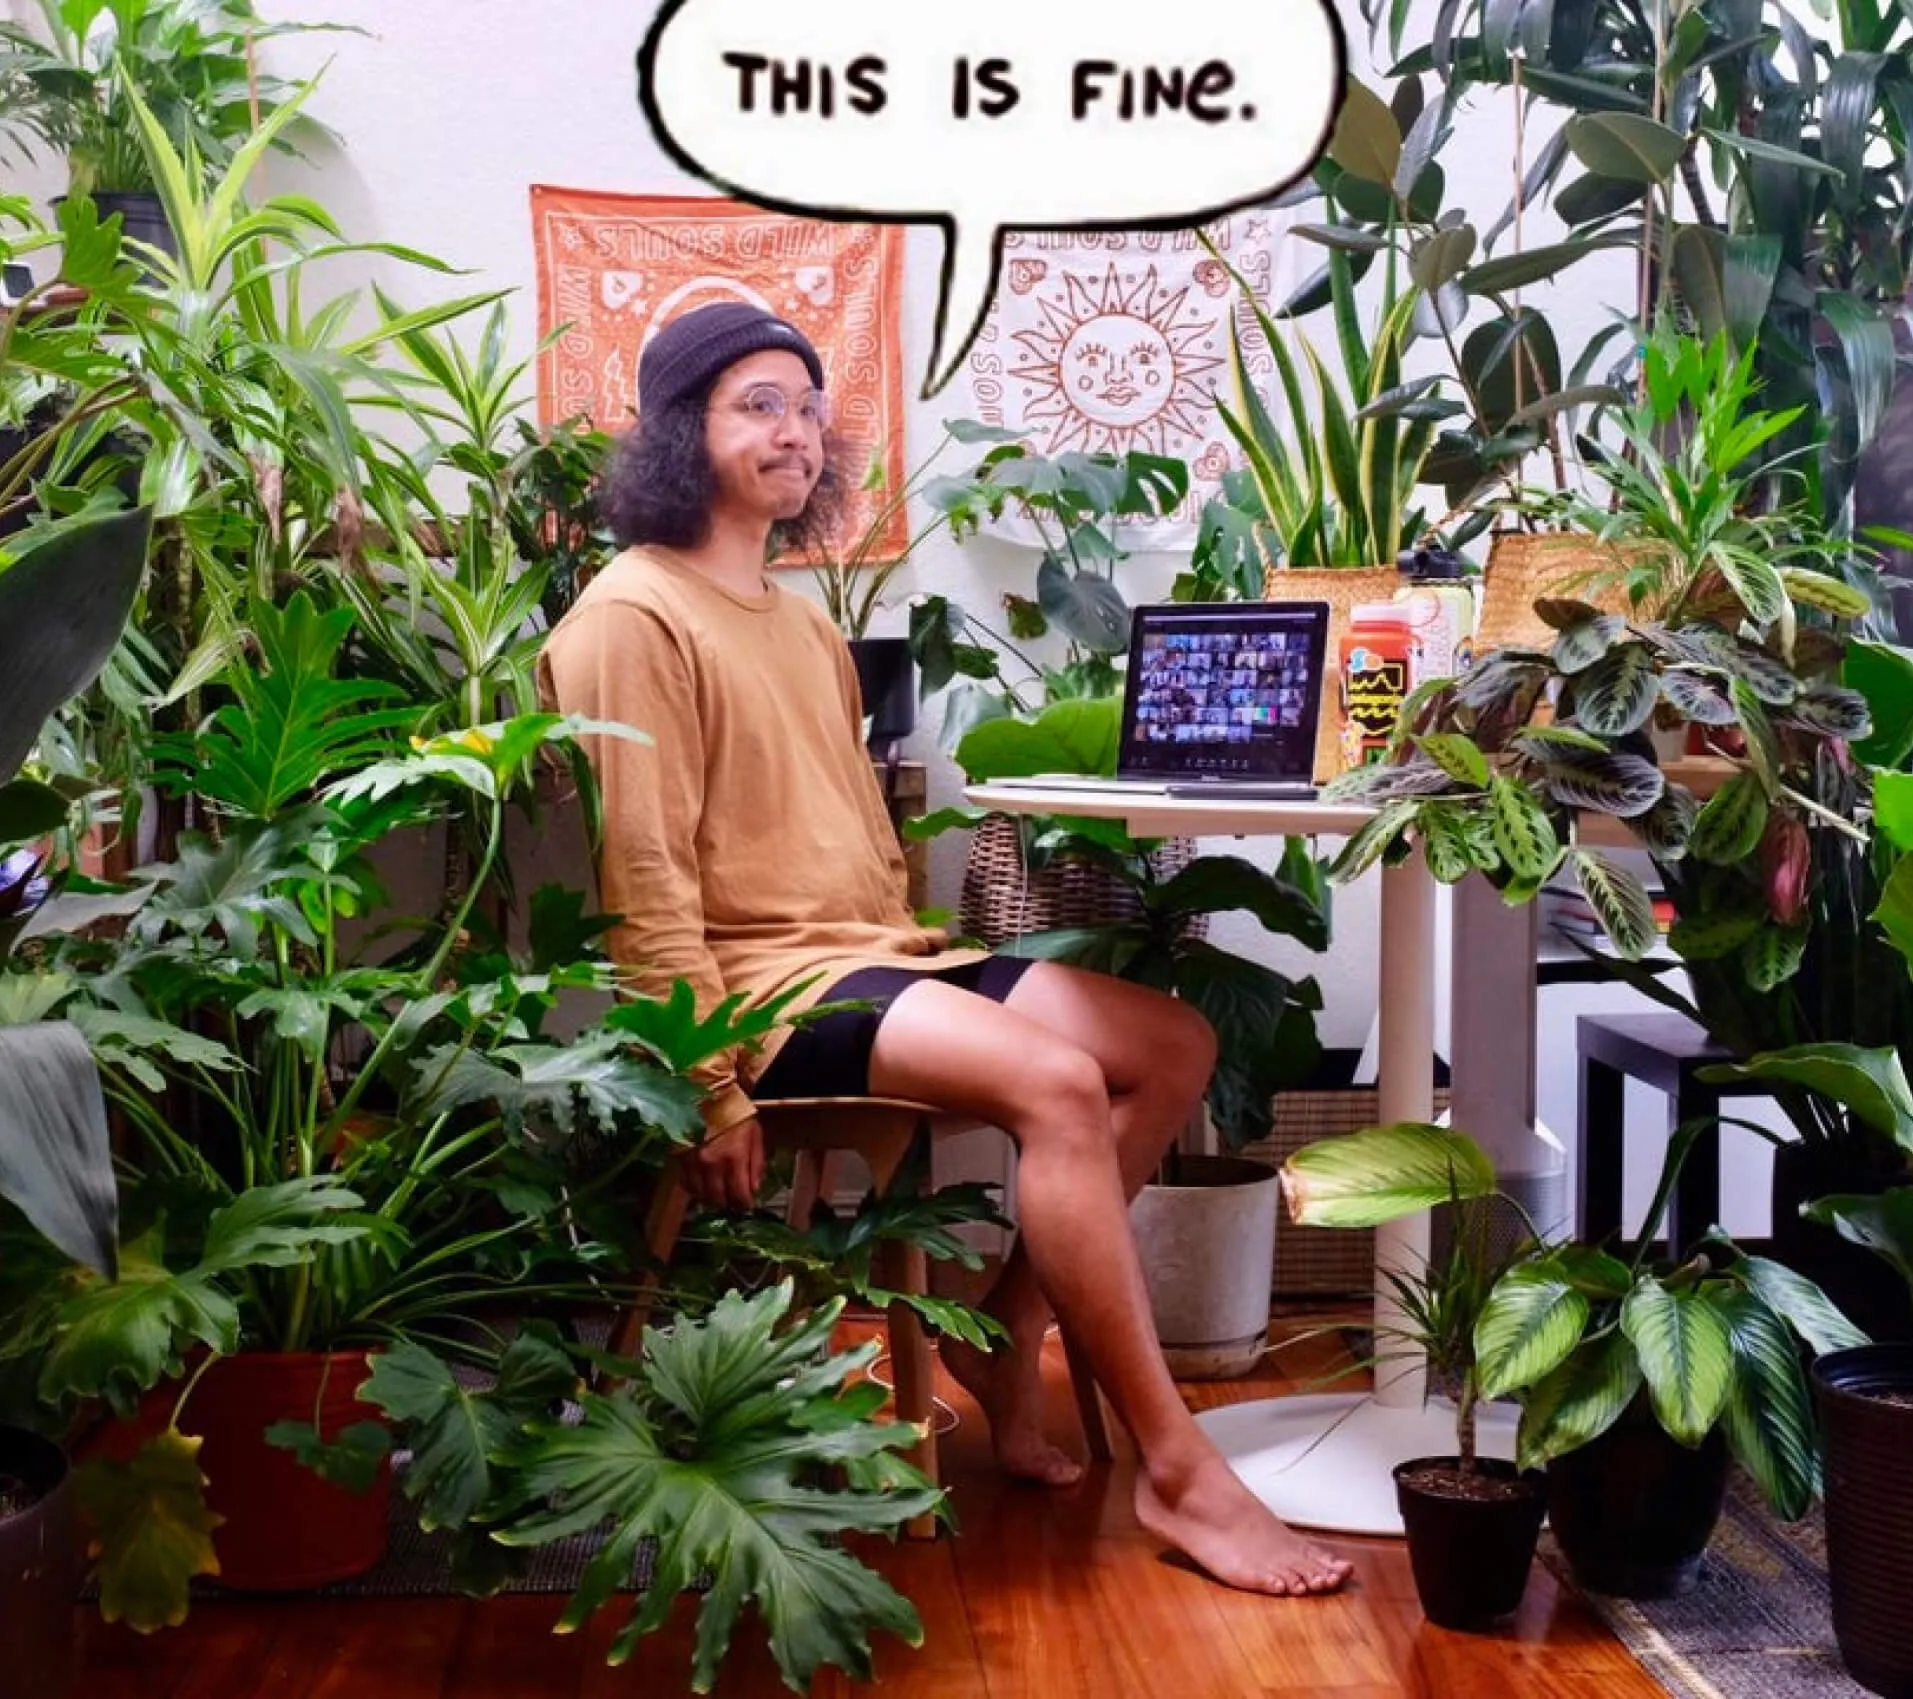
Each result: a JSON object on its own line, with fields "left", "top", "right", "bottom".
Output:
{"left": 608, "top": 1095, "right": 1114, "bottom": 1540}
{"left": 1575, "top": 1012, "right": 1764, "bottom": 1256}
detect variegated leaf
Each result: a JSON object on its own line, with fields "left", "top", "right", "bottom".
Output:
{"left": 1741, "top": 923, "right": 1808, "bottom": 991}
{"left": 1475, "top": 1264, "right": 1590, "bottom": 1400}
{"left": 1668, "top": 908, "right": 1764, "bottom": 961}
{"left": 1689, "top": 773, "right": 1768, "bottom": 864}
{"left": 1659, "top": 667, "right": 1737, "bottom": 725}
{"left": 1542, "top": 751, "right": 1665, "bottom": 818}
{"left": 1489, "top": 777, "right": 1560, "bottom": 880}
{"left": 1552, "top": 614, "right": 1626, "bottom": 675}
{"left": 1573, "top": 849, "right": 1659, "bottom": 957}
{"left": 1780, "top": 567, "right": 1873, "bottom": 621}
{"left": 1574, "top": 644, "right": 1659, "bottom": 737}
{"left": 1620, "top": 1278, "right": 1733, "bottom": 1446}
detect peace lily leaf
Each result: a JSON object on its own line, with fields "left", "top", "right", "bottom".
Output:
{"left": 1475, "top": 1263, "right": 1590, "bottom": 1400}
{"left": 488, "top": 1284, "right": 936, "bottom": 1694}
{"left": 1731, "top": 1255, "right": 1869, "bottom": 1354}
{"left": 1717, "top": 1287, "right": 1819, "bottom": 1520}
{"left": 1517, "top": 1330, "right": 1643, "bottom": 1470}
{"left": 1620, "top": 1278, "right": 1734, "bottom": 1445}
{"left": 1801, "top": 1192, "right": 1913, "bottom": 1290}
{"left": 1572, "top": 849, "right": 1658, "bottom": 957}
{"left": 1489, "top": 777, "right": 1560, "bottom": 881}
{"left": 0, "top": 1022, "right": 119, "bottom": 1277}
{"left": 76, "top": 1429, "right": 222, "bottom": 1633}
{"left": 1698, "top": 1045, "right": 1913, "bottom": 1155}
{"left": 360, "top": 1327, "right": 575, "bottom": 1529}
{"left": 1280, "top": 1122, "right": 1496, "bottom": 1228}
{"left": 1688, "top": 773, "right": 1769, "bottom": 865}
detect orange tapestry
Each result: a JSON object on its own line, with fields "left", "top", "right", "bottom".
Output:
{"left": 529, "top": 187, "right": 909, "bottom": 561}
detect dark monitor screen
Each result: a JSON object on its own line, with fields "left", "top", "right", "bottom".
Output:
{"left": 1118, "top": 601, "right": 1330, "bottom": 780}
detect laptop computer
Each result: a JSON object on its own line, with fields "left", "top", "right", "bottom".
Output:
{"left": 987, "top": 599, "right": 1330, "bottom": 801}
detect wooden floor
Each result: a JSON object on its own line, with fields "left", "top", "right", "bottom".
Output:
{"left": 74, "top": 1310, "right": 1664, "bottom": 1698}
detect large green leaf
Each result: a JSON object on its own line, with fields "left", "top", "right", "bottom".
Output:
{"left": 1475, "top": 1262, "right": 1590, "bottom": 1400}
{"left": 954, "top": 696, "right": 1122, "bottom": 781}
{"left": 1801, "top": 1191, "right": 1913, "bottom": 1290}
{"left": 1731, "top": 1255, "right": 1869, "bottom": 1355}
{"left": 1280, "top": 1122, "right": 1496, "bottom": 1228}
{"left": 360, "top": 1326, "right": 576, "bottom": 1529}
{"left": 1149, "top": 855, "right": 1329, "bottom": 951}
{"left": 1698, "top": 1044, "right": 1913, "bottom": 1154}
{"left": 0, "top": 1022, "right": 118, "bottom": 1276}
{"left": 1716, "top": 1288, "right": 1819, "bottom": 1520}
{"left": 1035, "top": 556, "right": 1130, "bottom": 654}
{"left": 1564, "top": 112, "right": 1687, "bottom": 183}
{"left": 1844, "top": 641, "right": 1913, "bottom": 768}
{"left": 0, "top": 507, "right": 153, "bottom": 788}
{"left": 1620, "top": 1277, "right": 1734, "bottom": 1445}
{"left": 488, "top": 1285, "right": 937, "bottom": 1694}
{"left": 1517, "top": 1330, "right": 1642, "bottom": 1470}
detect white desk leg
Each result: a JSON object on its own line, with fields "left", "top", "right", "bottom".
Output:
{"left": 1194, "top": 847, "right": 1519, "bottom": 1533}
{"left": 1372, "top": 851, "right": 1436, "bottom": 1409}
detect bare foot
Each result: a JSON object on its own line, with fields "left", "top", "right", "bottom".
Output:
{"left": 941, "top": 1334, "right": 1085, "bottom": 1487}
{"left": 1134, "top": 1457, "right": 1354, "bottom": 1597}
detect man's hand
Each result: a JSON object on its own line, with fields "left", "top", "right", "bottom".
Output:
{"left": 681, "top": 1116, "right": 766, "bottom": 1211}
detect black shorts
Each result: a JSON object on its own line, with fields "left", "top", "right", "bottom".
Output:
{"left": 751, "top": 954, "right": 1040, "bottom": 1101}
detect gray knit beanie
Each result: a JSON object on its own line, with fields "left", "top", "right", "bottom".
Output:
{"left": 637, "top": 301, "right": 826, "bottom": 417}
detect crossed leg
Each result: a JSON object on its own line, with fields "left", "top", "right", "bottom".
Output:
{"left": 866, "top": 960, "right": 1353, "bottom": 1598}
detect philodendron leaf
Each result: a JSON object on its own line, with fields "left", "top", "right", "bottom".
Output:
{"left": 360, "top": 1326, "right": 577, "bottom": 1530}
{"left": 0, "top": 1022, "right": 119, "bottom": 1277}
{"left": 1572, "top": 849, "right": 1658, "bottom": 957}
{"left": 1688, "top": 773, "right": 1768, "bottom": 865}
{"left": 1574, "top": 643, "right": 1659, "bottom": 737}
{"left": 1517, "top": 1330, "right": 1643, "bottom": 1471}
{"left": 487, "top": 1284, "right": 936, "bottom": 1694}
{"left": 1475, "top": 1262, "right": 1590, "bottom": 1400}
{"left": 264, "top": 1419, "right": 393, "bottom": 1495}
{"left": 1149, "top": 855, "right": 1329, "bottom": 950}
{"left": 1489, "top": 777, "right": 1560, "bottom": 881}
{"left": 1699, "top": 1044, "right": 1913, "bottom": 1155}
{"left": 76, "top": 1428, "right": 222, "bottom": 1632}
{"left": 1620, "top": 1277, "right": 1733, "bottom": 1446}
{"left": 1731, "top": 1255, "right": 1869, "bottom": 1355}
{"left": 1280, "top": 1122, "right": 1497, "bottom": 1228}
{"left": 1717, "top": 1287, "right": 1819, "bottom": 1520}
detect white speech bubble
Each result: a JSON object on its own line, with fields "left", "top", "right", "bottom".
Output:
{"left": 639, "top": 0, "right": 1346, "bottom": 398}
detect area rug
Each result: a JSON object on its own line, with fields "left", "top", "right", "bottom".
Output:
{"left": 1542, "top": 1471, "right": 1867, "bottom": 1698}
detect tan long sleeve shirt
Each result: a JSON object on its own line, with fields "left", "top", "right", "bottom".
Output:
{"left": 536, "top": 545, "right": 985, "bottom": 1134}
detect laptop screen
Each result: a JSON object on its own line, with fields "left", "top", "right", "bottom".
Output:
{"left": 1118, "top": 601, "right": 1330, "bottom": 781}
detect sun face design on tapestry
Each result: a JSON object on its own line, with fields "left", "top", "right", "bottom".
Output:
{"left": 1008, "top": 263, "right": 1225, "bottom": 459}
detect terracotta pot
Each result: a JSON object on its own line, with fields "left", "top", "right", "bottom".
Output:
{"left": 85, "top": 1351, "right": 389, "bottom": 1593}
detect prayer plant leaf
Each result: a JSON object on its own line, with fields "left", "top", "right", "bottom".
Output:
{"left": 487, "top": 1284, "right": 938, "bottom": 1695}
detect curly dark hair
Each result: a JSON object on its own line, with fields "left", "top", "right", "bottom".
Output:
{"left": 597, "top": 382, "right": 848, "bottom": 560}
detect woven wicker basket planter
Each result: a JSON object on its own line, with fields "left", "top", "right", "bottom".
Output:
{"left": 1260, "top": 564, "right": 1404, "bottom": 783}
{"left": 1476, "top": 532, "right": 1642, "bottom": 655}
{"left": 959, "top": 812, "right": 1209, "bottom": 949}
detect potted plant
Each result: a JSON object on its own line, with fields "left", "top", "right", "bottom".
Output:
{"left": 0, "top": 0, "right": 337, "bottom": 257}
{"left": 1803, "top": 1186, "right": 1913, "bottom": 1698}
{"left": 1287, "top": 1104, "right": 1866, "bottom": 1598}
{"left": 1279, "top": 1122, "right": 1547, "bottom": 1628}
{"left": 911, "top": 694, "right": 1332, "bottom": 1375}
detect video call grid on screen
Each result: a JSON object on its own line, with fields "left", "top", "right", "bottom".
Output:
{"left": 1120, "top": 604, "right": 1327, "bottom": 777}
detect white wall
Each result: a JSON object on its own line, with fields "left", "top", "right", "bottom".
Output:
{"left": 3, "top": 0, "right": 1642, "bottom": 1060}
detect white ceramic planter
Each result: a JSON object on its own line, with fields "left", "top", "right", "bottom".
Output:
{"left": 1130, "top": 1155, "right": 1281, "bottom": 1380}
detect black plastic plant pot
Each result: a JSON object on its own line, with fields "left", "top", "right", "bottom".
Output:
{"left": 849, "top": 637, "right": 916, "bottom": 746}
{"left": 1545, "top": 1402, "right": 1729, "bottom": 1599}
{"left": 0, "top": 1425, "right": 81, "bottom": 1699}
{"left": 1393, "top": 1456, "right": 1548, "bottom": 1630}
{"left": 1815, "top": 1345, "right": 1913, "bottom": 1699}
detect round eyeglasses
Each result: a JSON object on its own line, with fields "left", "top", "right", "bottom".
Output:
{"left": 733, "top": 382, "right": 831, "bottom": 429}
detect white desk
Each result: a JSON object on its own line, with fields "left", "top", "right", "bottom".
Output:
{"left": 965, "top": 783, "right": 1517, "bottom": 1534}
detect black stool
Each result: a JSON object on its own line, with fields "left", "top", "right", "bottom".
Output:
{"left": 1575, "top": 1011, "right": 1765, "bottom": 1255}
